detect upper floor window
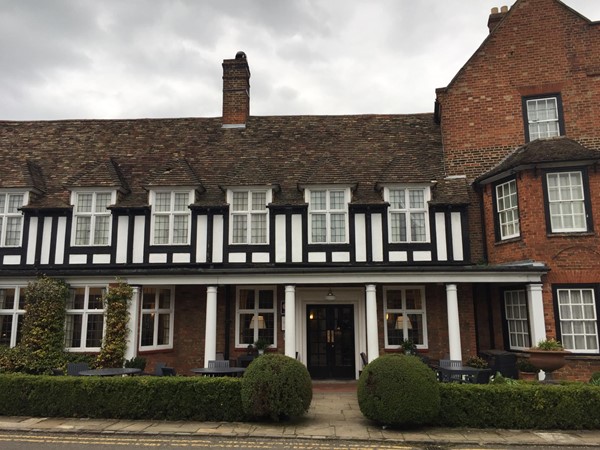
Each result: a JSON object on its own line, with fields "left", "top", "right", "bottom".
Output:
{"left": 385, "top": 186, "right": 430, "bottom": 243}
{"left": 150, "top": 190, "right": 192, "bottom": 245}
{"left": 236, "top": 287, "right": 276, "bottom": 348}
{"left": 306, "top": 188, "right": 349, "bottom": 244}
{"left": 140, "top": 287, "right": 174, "bottom": 351}
{"left": 495, "top": 179, "right": 520, "bottom": 240}
{"left": 383, "top": 286, "right": 427, "bottom": 349}
{"left": 65, "top": 286, "right": 105, "bottom": 351}
{"left": 228, "top": 189, "right": 271, "bottom": 245}
{"left": 523, "top": 94, "right": 564, "bottom": 141}
{"left": 557, "top": 287, "right": 598, "bottom": 354}
{"left": 504, "top": 290, "right": 530, "bottom": 350}
{"left": 71, "top": 191, "right": 114, "bottom": 246}
{"left": 0, "top": 192, "right": 27, "bottom": 247}
{"left": 0, "top": 287, "right": 25, "bottom": 348}
{"left": 545, "top": 171, "right": 589, "bottom": 233}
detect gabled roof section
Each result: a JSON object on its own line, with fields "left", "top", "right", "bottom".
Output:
{"left": 66, "top": 158, "right": 129, "bottom": 192}
{"left": 144, "top": 159, "right": 204, "bottom": 191}
{"left": 437, "top": 0, "right": 595, "bottom": 94}
{"left": 476, "top": 137, "right": 600, "bottom": 184}
{"left": 0, "top": 159, "right": 46, "bottom": 192}
{"left": 430, "top": 178, "right": 470, "bottom": 205}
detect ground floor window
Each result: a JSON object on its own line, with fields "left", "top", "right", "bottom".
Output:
{"left": 557, "top": 287, "right": 598, "bottom": 353}
{"left": 0, "top": 287, "right": 25, "bottom": 347}
{"left": 140, "top": 287, "right": 174, "bottom": 350}
{"left": 383, "top": 286, "right": 427, "bottom": 349}
{"left": 65, "top": 286, "right": 105, "bottom": 351}
{"left": 504, "top": 290, "right": 530, "bottom": 350}
{"left": 236, "top": 287, "right": 276, "bottom": 348}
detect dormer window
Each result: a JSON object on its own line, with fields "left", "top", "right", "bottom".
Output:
{"left": 150, "top": 190, "right": 193, "bottom": 245}
{"left": 384, "top": 186, "right": 430, "bottom": 243}
{"left": 523, "top": 94, "right": 564, "bottom": 141}
{"left": 306, "top": 187, "right": 350, "bottom": 244}
{"left": 227, "top": 189, "right": 271, "bottom": 245}
{"left": 71, "top": 191, "right": 115, "bottom": 246}
{"left": 0, "top": 192, "right": 27, "bottom": 247}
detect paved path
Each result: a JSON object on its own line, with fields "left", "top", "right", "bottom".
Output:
{"left": 0, "top": 387, "right": 599, "bottom": 447}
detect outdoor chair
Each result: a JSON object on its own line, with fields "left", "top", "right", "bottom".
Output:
{"left": 66, "top": 362, "right": 89, "bottom": 376}
{"left": 161, "top": 367, "right": 176, "bottom": 376}
{"left": 359, "top": 352, "right": 368, "bottom": 375}
{"left": 208, "top": 360, "right": 230, "bottom": 368}
{"left": 439, "top": 359, "right": 463, "bottom": 383}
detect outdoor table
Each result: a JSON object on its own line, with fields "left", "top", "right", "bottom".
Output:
{"left": 438, "top": 365, "right": 492, "bottom": 384}
{"left": 79, "top": 368, "right": 142, "bottom": 377}
{"left": 191, "top": 367, "right": 246, "bottom": 377}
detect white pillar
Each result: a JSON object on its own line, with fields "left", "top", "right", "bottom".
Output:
{"left": 527, "top": 283, "right": 547, "bottom": 347}
{"left": 124, "top": 286, "right": 140, "bottom": 362}
{"left": 204, "top": 286, "right": 218, "bottom": 367}
{"left": 365, "top": 284, "right": 379, "bottom": 362}
{"left": 284, "top": 285, "right": 296, "bottom": 358}
{"left": 446, "top": 284, "right": 462, "bottom": 361}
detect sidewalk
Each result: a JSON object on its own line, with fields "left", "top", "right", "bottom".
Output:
{"left": 0, "top": 382, "right": 599, "bottom": 447}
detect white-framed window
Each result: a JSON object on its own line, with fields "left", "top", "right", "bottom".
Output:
{"left": 504, "top": 290, "right": 530, "bottom": 350}
{"left": 0, "top": 287, "right": 25, "bottom": 348}
{"left": 557, "top": 288, "right": 598, "bottom": 353}
{"left": 306, "top": 187, "right": 349, "bottom": 244}
{"left": 0, "top": 192, "right": 27, "bottom": 247}
{"left": 228, "top": 189, "right": 271, "bottom": 245}
{"left": 546, "top": 171, "right": 587, "bottom": 233}
{"left": 525, "top": 96, "right": 562, "bottom": 141}
{"left": 139, "top": 287, "right": 174, "bottom": 350}
{"left": 235, "top": 287, "right": 276, "bottom": 348}
{"left": 71, "top": 191, "right": 115, "bottom": 246}
{"left": 65, "top": 286, "right": 105, "bottom": 351}
{"left": 383, "top": 286, "right": 427, "bottom": 349}
{"left": 150, "top": 190, "right": 193, "bottom": 245}
{"left": 496, "top": 180, "right": 520, "bottom": 240}
{"left": 385, "top": 186, "right": 430, "bottom": 243}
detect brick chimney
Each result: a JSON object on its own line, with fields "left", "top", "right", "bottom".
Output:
{"left": 487, "top": 5, "right": 508, "bottom": 33}
{"left": 222, "top": 51, "right": 250, "bottom": 127}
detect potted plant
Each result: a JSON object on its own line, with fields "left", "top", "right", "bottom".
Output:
{"left": 253, "top": 338, "right": 271, "bottom": 355}
{"left": 465, "top": 355, "right": 491, "bottom": 383}
{"left": 528, "top": 338, "right": 569, "bottom": 379}
{"left": 517, "top": 359, "right": 538, "bottom": 381}
{"left": 400, "top": 338, "right": 417, "bottom": 355}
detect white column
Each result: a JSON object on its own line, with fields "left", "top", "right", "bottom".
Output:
{"left": 446, "top": 284, "right": 462, "bottom": 361}
{"left": 204, "top": 286, "right": 218, "bottom": 367}
{"left": 124, "top": 286, "right": 140, "bottom": 362}
{"left": 365, "top": 284, "right": 379, "bottom": 362}
{"left": 284, "top": 285, "right": 296, "bottom": 358}
{"left": 527, "top": 283, "right": 546, "bottom": 347}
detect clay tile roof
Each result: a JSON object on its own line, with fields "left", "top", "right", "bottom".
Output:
{"left": 144, "top": 158, "right": 203, "bottom": 189}
{"left": 66, "top": 158, "right": 129, "bottom": 192}
{"left": 430, "top": 178, "right": 470, "bottom": 205}
{"left": 476, "top": 137, "right": 600, "bottom": 183}
{"left": 0, "top": 159, "right": 46, "bottom": 192}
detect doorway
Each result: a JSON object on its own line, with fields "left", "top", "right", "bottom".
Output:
{"left": 306, "top": 304, "right": 355, "bottom": 379}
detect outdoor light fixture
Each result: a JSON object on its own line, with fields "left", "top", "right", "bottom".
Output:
{"left": 325, "top": 288, "right": 336, "bottom": 301}
{"left": 249, "top": 315, "right": 266, "bottom": 329}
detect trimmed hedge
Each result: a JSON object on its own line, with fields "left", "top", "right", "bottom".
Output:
{"left": 0, "top": 374, "right": 246, "bottom": 421}
{"left": 437, "top": 383, "right": 600, "bottom": 429}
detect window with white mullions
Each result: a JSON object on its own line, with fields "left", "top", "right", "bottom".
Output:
{"left": 229, "top": 190, "right": 270, "bottom": 244}
{"left": 236, "top": 287, "right": 276, "bottom": 348}
{"left": 546, "top": 172, "right": 587, "bottom": 232}
{"left": 308, "top": 189, "right": 349, "bottom": 244}
{"left": 72, "top": 192, "right": 113, "bottom": 246}
{"left": 0, "top": 193, "right": 26, "bottom": 247}
{"left": 151, "top": 191, "right": 191, "bottom": 245}
{"left": 383, "top": 287, "right": 428, "bottom": 349}
{"left": 0, "top": 287, "right": 25, "bottom": 348}
{"left": 526, "top": 97, "right": 561, "bottom": 140}
{"left": 65, "top": 287, "right": 105, "bottom": 351}
{"left": 558, "top": 288, "right": 598, "bottom": 353}
{"left": 504, "top": 290, "right": 530, "bottom": 350}
{"left": 139, "top": 287, "right": 174, "bottom": 350}
{"left": 386, "top": 187, "right": 429, "bottom": 243}
{"left": 496, "top": 180, "right": 520, "bottom": 240}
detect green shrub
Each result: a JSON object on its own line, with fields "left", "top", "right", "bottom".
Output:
{"left": 357, "top": 354, "right": 440, "bottom": 428}
{"left": 124, "top": 356, "right": 147, "bottom": 371}
{"left": 590, "top": 372, "right": 600, "bottom": 385}
{"left": 96, "top": 281, "right": 133, "bottom": 369}
{"left": 0, "top": 374, "right": 246, "bottom": 421}
{"left": 241, "top": 354, "right": 312, "bottom": 421}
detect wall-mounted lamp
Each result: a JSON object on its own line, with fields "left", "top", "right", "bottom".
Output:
{"left": 250, "top": 315, "right": 266, "bottom": 329}
{"left": 325, "top": 288, "right": 336, "bottom": 301}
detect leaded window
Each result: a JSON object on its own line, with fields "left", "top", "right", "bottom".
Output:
{"left": 307, "top": 188, "right": 349, "bottom": 244}
{"left": 236, "top": 287, "right": 276, "bottom": 348}
{"left": 65, "top": 287, "right": 105, "bottom": 351}
{"left": 72, "top": 191, "right": 113, "bottom": 246}
{"left": 229, "top": 190, "right": 270, "bottom": 244}
{"left": 0, "top": 193, "right": 25, "bottom": 247}
{"left": 151, "top": 191, "right": 191, "bottom": 245}
{"left": 384, "top": 287, "right": 427, "bottom": 349}
{"left": 140, "top": 287, "right": 174, "bottom": 350}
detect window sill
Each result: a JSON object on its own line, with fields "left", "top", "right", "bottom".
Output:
{"left": 547, "top": 231, "right": 595, "bottom": 238}
{"left": 494, "top": 236, "right": 522, "bottom": 246}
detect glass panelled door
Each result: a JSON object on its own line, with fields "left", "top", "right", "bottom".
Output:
{"left": 307, "top": 304, "right": 355, "bottom": 379}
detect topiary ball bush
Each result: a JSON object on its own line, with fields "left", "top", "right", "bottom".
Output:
{"left": 241, "top": 353, "right": 312, "bottom": 422}
{"left": 358, "top": 354, "right": 440, "bottom": 428}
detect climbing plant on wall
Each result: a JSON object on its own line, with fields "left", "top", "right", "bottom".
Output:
{"left": 96, "top": 281, "right": 133, "bottom": 369}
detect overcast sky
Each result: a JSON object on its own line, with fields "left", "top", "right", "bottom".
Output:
{"left": 1, "top": 0, "right": 599, "bottom": 121}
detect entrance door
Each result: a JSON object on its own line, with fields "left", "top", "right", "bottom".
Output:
{"left": 306, "top": 304, "right": 355, "bottom": 379}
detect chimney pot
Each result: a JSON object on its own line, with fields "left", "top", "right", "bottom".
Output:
{"left": 491, "top": 7, "right": 499, "bottom": 14}
{"left": 222, "top": 51, "right": 250, "bottom": 127}
{"left": 500, "top": 5, "right": 509, "bottom": 13}
{"left": 487, "top": 5, "right": 508, "bottom": 33}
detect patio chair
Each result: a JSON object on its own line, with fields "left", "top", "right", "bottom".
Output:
{"left": 161, "top": 367, "right": 176, "bottom": 376}
{"left": 439, "top": 359, "right": 463, "bottom": 383}
{"left": 66, "top": 362, "right": 89, "bottom": 376}
{"left": 359, "top": 352, "right": 368, "bottom": 376}
{"left": 208, "top": 360, "right": 230, "bottom": 368}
